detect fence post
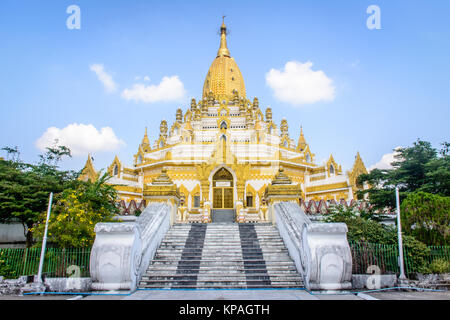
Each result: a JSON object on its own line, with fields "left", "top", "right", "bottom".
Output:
{"left": 21, "top": 248, "right": 28, "bottom": 276}
{"left": 36, "top": 192, "right": 53, "bottom": 283}
{"left": 396, "top": 187, "right": 407, "bottom": 282}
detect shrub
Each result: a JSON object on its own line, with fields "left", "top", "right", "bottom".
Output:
{"left": 429, "top": 258, "right": 450, "bottom": 274}
{"left": 0, "top": 251, "right": 18, "bottom": 279}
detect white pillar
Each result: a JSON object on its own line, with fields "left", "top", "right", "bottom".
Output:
{"left": 396, "top": 187, "right": 407, "bottom": 281}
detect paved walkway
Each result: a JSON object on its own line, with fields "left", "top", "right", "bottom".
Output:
{"left": 1, "top": 289, "right": 449, "bottom": 300}
{"left": 122, "top": 289, "right": 324, "bottom": 300}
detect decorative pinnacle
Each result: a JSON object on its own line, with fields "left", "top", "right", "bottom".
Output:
{"left": 152, "top": 167, "right": 174, "bottom": 185}
{"left": 217, "top": 17, "right": 231, "bottom": 58}
{"left": 272, "top": 165, "right": 292, "bottom": 185}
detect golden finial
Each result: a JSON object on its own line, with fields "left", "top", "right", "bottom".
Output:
{"left": 272, "top": 165, "right": 292, "bottom": 185}
{"left": 217, "top": 16, "right": 230, "bottom": 57}
{"left": 297, "top": 125, "right": 307, "bottom": 151}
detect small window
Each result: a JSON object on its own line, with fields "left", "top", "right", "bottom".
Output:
{"left": 137, "top": 155, "right": 142, "bottom": 164}
{"left": 220, "top": 121, "right": 228, "bottom": 130}
{"left": 330, "top": 164, "right": 335, "bottom": 174}
{"left": 246, "top": 195, "right": 253, "bottom": 207}
{"left": 113, "top": 165, "right": 118, "bottom": 176}
{"left": 194, "top": 195, "right": 200, "bottom": 208}
{"left": 306, "top": 154, "right": 311, "bottom": 163}
{"left": 159, "top": 141, "right": 164, "bottom": 148}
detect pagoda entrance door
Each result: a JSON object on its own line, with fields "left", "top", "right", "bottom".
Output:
{"left": 212, "top": 168, "right": 234, "bottom": 209}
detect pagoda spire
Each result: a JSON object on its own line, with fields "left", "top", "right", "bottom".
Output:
{"left": 297, "top": 126, "right": 307, "bottom": 151}
{"left": 141, "top": 127, "right": 150, "bottom": 152}
{"left": 79, "top": 153, "right": 97, "bottom": 182}
{"left": 217, "top": 16, "right": 231, "bottom": 57}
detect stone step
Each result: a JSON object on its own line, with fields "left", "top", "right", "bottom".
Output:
{"left": 139, "top": 223, "right": 303, "bottom": 289}
{"left": 139, "top": 281, "right": 304, "bottom": 288}
{"left": 146, "top": 264, "right": 298, "bottom": 271}
{"left": 163, "top": 234, "right": 280, "bottom": 236}
{"left": 141, "top": 274, "right": 302, "bottom": 281}
{"left": 141, "top": 279, "right": 302, "bottom": 284}
{"left": 158, "top": 244, "right": 286, "bottom": 248}
{"left": 145, "top": 269, "right": 299, "bottom": 275}
{"left": 172, "top": 222, "right": 274, "bottom": 229}
{"left": 139, "top": 284, "right": 304, "bottom": 289}
{"left": 158, "top": 246, "right": 288, "bottom": 253}
{"left": 149, "top": 259, "right": 295, "bottom": 264}
{"left": 152, "top": 254, "right": 293, "bottom": 259}
{"left": 160, "top": 239, "right": 284, "bottom": 243}
{"left": 161, "top": 238, "right": 284, "bottom": 243}
{"left": 169, "top": 228, "right": 277, "bottom": 231}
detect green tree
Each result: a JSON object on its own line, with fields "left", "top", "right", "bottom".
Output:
{"left": 357, "top": 140, "right": 449, "bottom": 212}
{"left": 390, "top": 140, "right": 437, "bottom": 192}
{"left": 32, "top": 172, "right": 119, "bottom": 248}
{"left": 420, "top": 142, "right": 450, "bottom": 196}
{"left": 0, "top": 145, "right": 78, "bottom": 247}
{"left": 401, "top": 191, "right": 450, "bottom": 246}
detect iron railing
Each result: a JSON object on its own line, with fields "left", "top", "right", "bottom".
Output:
{"left": 1, "top": 243, "right": 449, "bottom": 279}
{"left": 0, "top": 247, "right": 91, "bottom": 279}
{"left": 350, "top": 241, "right": 450, "bottom": 275}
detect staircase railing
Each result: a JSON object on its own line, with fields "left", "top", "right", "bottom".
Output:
{"left": 274, "top": 201, "right": 352, "bottom": 290}
{"left": 89, "top": 202, "right": 172, "bottom": 291}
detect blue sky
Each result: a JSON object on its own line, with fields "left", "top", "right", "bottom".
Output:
{"left": 0, "top": 0, "right": 449, "bottom": 173}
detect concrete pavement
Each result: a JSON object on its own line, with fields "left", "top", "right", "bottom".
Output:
{"left": 1, "top": 289, "right": 449, "bottom": 300}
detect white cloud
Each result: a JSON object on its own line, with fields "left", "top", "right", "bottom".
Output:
{"left": 121, "top": 76, "right": 186, "bottom": 103}
{"left": 90, "top": 64, "right": 117, "bottom": 93}
{"left": 265, "top": 61, "right": 335, "bottom": 105}
{"left": 143, "top": 76, "right": 150, "bottom": 82}
{"left": 368, "top": 147, "right": 402, "bottom": 171}
{"left": 36, "top": 123, "right": 125, "bottom": 156}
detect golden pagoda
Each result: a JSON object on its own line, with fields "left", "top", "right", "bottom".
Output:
{"left": 81, "top": 20, "right": 368, "bottom": 222}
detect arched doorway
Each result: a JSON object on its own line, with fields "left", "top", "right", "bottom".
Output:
{"left": 212, "top": 167, "right": 234, "bottom": 209}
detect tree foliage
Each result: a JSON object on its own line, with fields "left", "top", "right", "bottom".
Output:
{"left": 0, "top": 144, "right": 119, "bottom": 248}
{"left": 357, "top": 140, "right": 449, "bottom": 212}
{"left": 0, "top": 145, "right": 78, "bottom": 247}
{"left": 31, "top": 172, "right": 119, "bottom": 248}
{"left": 401, "top": 191, "right": 449, "bottom": 246}
{"left": 325, "top": 204, "right": 431, "bottom": 272}
{"left": 355, "top": 140, "right": 449, "bottom": 246}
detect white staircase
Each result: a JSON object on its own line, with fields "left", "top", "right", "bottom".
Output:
{"left": 139, "top": 223, "right": 304, "bottom": 289}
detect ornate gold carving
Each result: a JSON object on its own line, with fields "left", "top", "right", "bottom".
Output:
{"left": 202, "top": 20, "right": 246, "bottom": 100}
{"left": 264, "top": 168, "right": 302, "bottom": 203}
{"left": 144, "top": 168, "right": 180, "bottom": 200}
{"left": 306, "top": 182, "right": 349, "bottom": 193}
{"left": 347, "top": 152, "right": 368, "bottom": 198}
{"left": 79, "top": 154, "right": 98, "bottom": 182}
{"left": 107, "top": 155, "right": 121, "bottom": 177}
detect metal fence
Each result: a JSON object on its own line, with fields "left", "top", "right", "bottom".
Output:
{"left": 0, "top": 247, "right": 91, "bottom": 279}
{"left": 1, "top": 243, "right": 449, "bottom": 279}
{"left": 350, "top": 241, "right": 450, "bottom": 276}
